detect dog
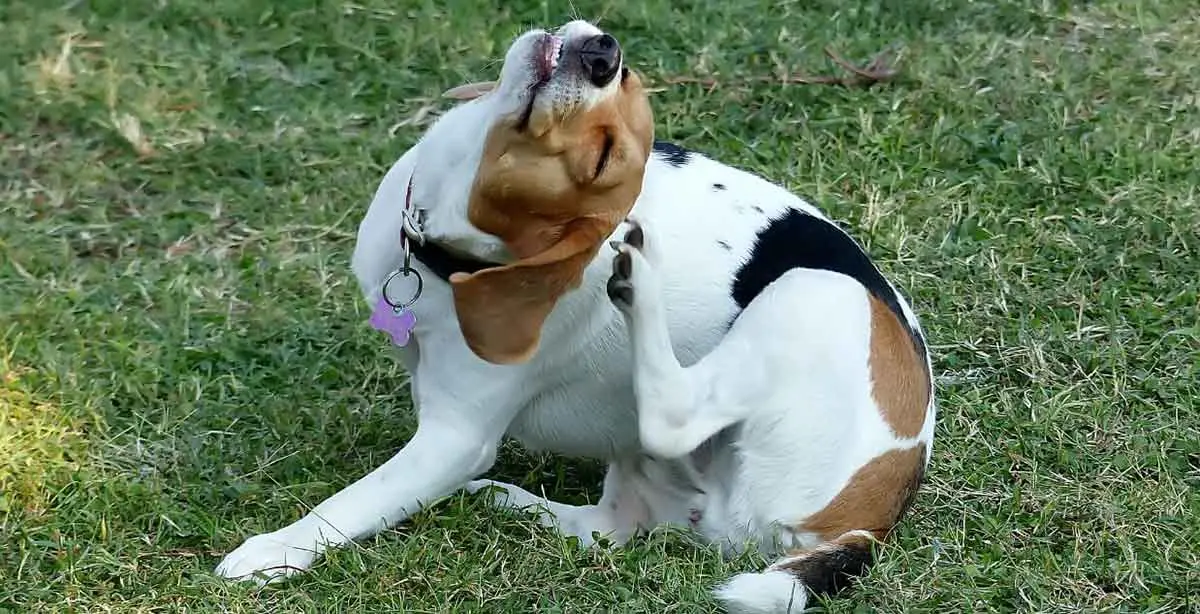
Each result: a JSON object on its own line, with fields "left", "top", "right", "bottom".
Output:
{"left": 216, "top": 19, "right": 935, "bottom": 614}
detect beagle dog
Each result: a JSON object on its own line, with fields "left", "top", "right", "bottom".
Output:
{"left": 216, "top": 19, "right": 935, "bottom": 614}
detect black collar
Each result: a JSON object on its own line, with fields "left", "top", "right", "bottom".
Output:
{"left": 408, "top": 236, "right": 499, "bottom": 281}
{"left": 401, "top": 176, "right": 500, "bottom": 281}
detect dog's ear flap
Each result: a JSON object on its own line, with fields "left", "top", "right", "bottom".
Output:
{"left": 442, "top": 81, "right": 497, "bottom": 100}
{"left": 449, "top": 217, "right": 611, "bottom": 364}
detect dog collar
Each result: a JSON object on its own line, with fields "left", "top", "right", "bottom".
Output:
{"left": 408, "top": 238, "right": 496, "bottom": 281}
{"left": 369, "top": 175, "right": 501, "bottom": 347}
{"left": 402, "top": 176, "right": 498, "bottom": 282}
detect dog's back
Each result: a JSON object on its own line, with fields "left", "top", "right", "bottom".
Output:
{"left": 605, "top": 142, "right": 934, "bottom": 613}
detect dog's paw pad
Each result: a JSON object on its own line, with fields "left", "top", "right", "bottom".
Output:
{"left": 607, "top": 277, "right": 635, "bottom": 308}
{"left": 612, "top": 248, "right": 633, "bottom": 280}
{"left": 607, "top": 244, "right": 639, "bottom": 309}
{"left": 623, "top": 222, "right": 644, "bottom": 250}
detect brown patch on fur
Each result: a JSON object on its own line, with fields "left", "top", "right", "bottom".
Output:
{"left": 868, "top": 296, "right": 929, "bottom": 438}
{"left": 450, "top": 70, "right": 655, "bottom": 364}
{"left": 798, "top": 443, "right": 926, "bottom": 542}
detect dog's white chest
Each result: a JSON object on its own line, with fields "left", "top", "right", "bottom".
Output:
{"left": 505, "top": 369, "right": 640, "bottom": 458}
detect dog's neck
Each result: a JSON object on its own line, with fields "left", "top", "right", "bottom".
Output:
{"left": 404, "top": 98, "right": 518, "bottom": 272}
{"left": 409, "top": 234, "right": 497, "bottom": 281}
{"left": 401, "top": 173, "right": 502, "bottom": 281}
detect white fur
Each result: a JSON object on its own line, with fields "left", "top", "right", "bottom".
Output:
{"left": 215, "top": 19, "right": 935, "bottom": 613}
{"left": 715, "top": 570, "right": 810, "bottom": 614}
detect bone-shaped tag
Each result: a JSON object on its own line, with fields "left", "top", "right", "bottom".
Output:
{"left": 368, "top": 298, "right": 417, "bottom": 347}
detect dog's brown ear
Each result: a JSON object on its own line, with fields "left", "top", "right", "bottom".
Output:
{"left": 449, "top": 67, "right": 654, "bottom": 365}
{"left": 443, "top": 81, "right": 497, "bottom": 100}
{"left": 448, "top": 216, "right": 611, "bottom": 364}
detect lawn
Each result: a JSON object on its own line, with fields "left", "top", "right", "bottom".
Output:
{"left": 1, "top": 0, "right": 1197, "bottom": 611}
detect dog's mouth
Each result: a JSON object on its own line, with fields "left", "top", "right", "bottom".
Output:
{"left": 517, "top": 33, "right": 564, "bottom": 130}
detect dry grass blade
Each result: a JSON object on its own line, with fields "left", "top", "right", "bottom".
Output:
{"left": 823, "top": 46, "right": 900, "bottom": 83}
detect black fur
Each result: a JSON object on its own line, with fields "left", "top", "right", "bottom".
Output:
{"left": 778, "top": 540, "right": 875, "bottom": 597}
{"left": 730, "top": 208, "right": 926, "bottom": 358}
{"left": 712, "top": 182, "right": 727, "bottom": 190}
{"left": 652, "top": 140, "right": 692, "bottom": 167}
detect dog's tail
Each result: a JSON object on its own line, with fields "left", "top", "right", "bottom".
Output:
{"left": 713, "top": 530, "right": 879, "bottom": 614}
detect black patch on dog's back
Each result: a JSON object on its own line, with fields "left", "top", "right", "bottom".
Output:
{"left": 652, "top": 140, "right": 692, "bottom": 167}
{"left": 731, "top": 208, "right": 925, "bottom": 356}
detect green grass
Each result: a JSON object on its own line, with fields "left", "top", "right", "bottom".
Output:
{"left": 1, "top": 0, "right": 1197, "bottom": 611}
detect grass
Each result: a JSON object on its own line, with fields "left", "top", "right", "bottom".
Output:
{"left": 1, "top": 0, "right": 1197, "bottom": 611}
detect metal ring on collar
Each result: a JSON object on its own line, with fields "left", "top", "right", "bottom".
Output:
{"left": 380, "top": 267, "right": 423, "bottom": 311}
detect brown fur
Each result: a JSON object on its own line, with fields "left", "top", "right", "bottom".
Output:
{"left": 776, "top": 299, "right": 931, "bottom": 596}
{"left": 449, "top": 70, "right": 655, "bottom": 364}
{"left": 867, "top": 296, "right": 929, "bottom": 438}
{"left": 798, "top": 443, "right": 927, "bottom": 542}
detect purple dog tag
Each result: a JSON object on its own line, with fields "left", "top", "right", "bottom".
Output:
{"left": 369, "top": 298, "right": 417, "bottom": 347}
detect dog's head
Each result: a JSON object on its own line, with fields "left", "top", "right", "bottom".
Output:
{"left": 428, "top": 21, "right": 654, "bottom": 364}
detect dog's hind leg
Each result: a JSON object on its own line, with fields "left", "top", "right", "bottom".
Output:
{"left": 466, "top": 461, "right": 650, "bottom": 547}
{"left": 607, "top": 220, "right": 763, "bottom": 459}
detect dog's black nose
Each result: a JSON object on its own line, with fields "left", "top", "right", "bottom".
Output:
{"left": 578, "top": 34, "right": 621, "bottom": 87}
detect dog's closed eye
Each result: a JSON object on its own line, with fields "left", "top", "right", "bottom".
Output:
{"left": 595, "top": 131, "right": 614, "bottom": 179}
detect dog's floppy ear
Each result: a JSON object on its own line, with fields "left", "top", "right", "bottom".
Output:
{"left": 447, "top": 67, "right": 654, "bottom": 365}
{"left": 448, "top": 216, "right": 612, "bottom": 364}
{"left": 443, "top": 81, "right": 497, "bottom": 100}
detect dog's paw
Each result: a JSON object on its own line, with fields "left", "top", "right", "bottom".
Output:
{"left": 215, "top": 528, "right": 320, "bottom": 585}
{"left": 607, "top": 218, "right": 653, "bottom": 313}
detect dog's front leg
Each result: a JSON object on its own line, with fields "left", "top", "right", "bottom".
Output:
{"left": 215, "top": 407, "right": 501, "bottom": 584}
